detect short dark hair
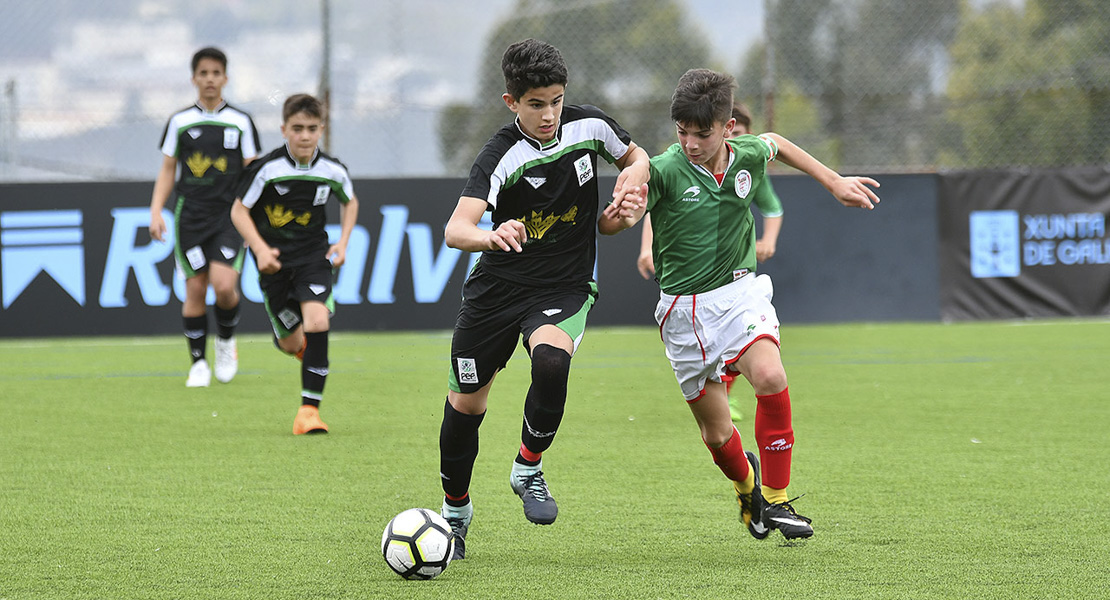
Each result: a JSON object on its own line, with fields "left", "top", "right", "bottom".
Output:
{"left": 731, "top": 103, "right": 752, "bottom": 130}
{"left": 670, "top": 69, "right": 736, "bottom": 130}
{"left": 191, "top": 47, "right": 227, "bottom": 73}
{"left": 282, "top": 94, "right": 326, "bottom": 122}
{"left": 501, "top": 38, "right": 569, "bottom": 100}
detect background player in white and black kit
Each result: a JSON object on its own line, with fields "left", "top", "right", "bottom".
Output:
{"left": 231, "top": 94, "right": 359, "bottom": 436}
{"left": 149, "top": 47, "right": 260, "bottom": 388}
{"left": 437, "top": 38, "right": 650, "bottom": 559}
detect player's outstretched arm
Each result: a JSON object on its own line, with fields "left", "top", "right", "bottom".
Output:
{"left": 445, "top": 196, "right": 527, "bottom": 253}
{"left": 763, "top": 133, "right": 881, "bottom": 210}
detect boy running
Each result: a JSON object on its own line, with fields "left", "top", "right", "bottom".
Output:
{"left": 230, "top": 94, "right": 359, "bottom": 435}
{"left": 437, "top": 38, "right": 650, "bottom": 559}
{"left": 609, "top": 68, "right": 880, "bottom": 540}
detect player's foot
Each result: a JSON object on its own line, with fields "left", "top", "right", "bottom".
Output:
{"left": 441, "top": 500, "right": 472, "bottom": 560}
{"left": 186, "top": 359, "right": 211, "bottom": 388}
{"left": 510, "top": 461, "right": 558, "bottom": 525}
{"left": 214, "top": 336, "right": 238, "bottom": 383}
{"left": 292, "top": 405, "right": 329, "bottom": 435}
{"left": 764, "top": 497, "right": 814, "bottom": 539}
{"left": 735, "top": 450, "right": 769, "bottom": 539}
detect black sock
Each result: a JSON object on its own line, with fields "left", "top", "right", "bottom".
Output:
{"left": 520, "top": 344, "right": 571, "bottom": 456}
{"left": 214, "top": 303, "right": 240, "bottom": 340}
{"left": 301, "top": 331, "right": 328, "bottom": 406}
{"left": 183, "top": 315, "right": 207, "bottom": 363}
{"left": 439, "top": 397, "right": 485, "bottom": 500}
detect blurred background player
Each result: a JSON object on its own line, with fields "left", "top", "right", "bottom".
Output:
{"left": 437, "top": 38, "right": 650, "bottom": 559}
{"left": 636, "top": 102, "right": 784, "bottom": 422}
{"left": 612, "top": 68, "right": 880, "bottom": 540}
{"left": 149, "top": 47, "right": 260, "bottom": 388}
{"left": 230, "top": 94, "right": 359, "bottom": 435}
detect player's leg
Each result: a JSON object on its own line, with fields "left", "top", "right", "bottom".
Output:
{"left": 688, "top": 381, "right": 767, "bottom": 539}
{"left": 733, "top": 338, "right": 812, "bottom": 539}
{"left": 292, "top": 299, "right": 331, "bottom": 435}
{"left": 183, "top": 271, "right": 211, "bottom": 387}
{"left": 208, "top": 240, "right": 244, "bottom": 384}
{"left": 439, "top": 274, "right": 520, "bottom": 557}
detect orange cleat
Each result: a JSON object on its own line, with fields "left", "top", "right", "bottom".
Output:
{"left": 293, "top": 405, "right": 329, "bottom": 435}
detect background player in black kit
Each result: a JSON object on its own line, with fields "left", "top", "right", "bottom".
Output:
{"left": 149, "top": 47, "right": 260, "bottom": 388}
{"left": 230, "top": 94, "right": 359, "bottom": 435}
{"left": 436, "top": 38, "right": 650, "bottom": 559}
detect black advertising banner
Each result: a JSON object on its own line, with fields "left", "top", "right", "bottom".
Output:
{"left": 938, "top": 167, "right": 1110, "bottom": 320}
{"left": 0, "top": 178, "right": 657, "bottom": 337}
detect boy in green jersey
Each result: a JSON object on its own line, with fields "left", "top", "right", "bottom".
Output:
{"left": 606, "top": 68, "right": 879, "bottom": 540}
{"left": 636, "top": 102, "right": 785, "bottom": 422}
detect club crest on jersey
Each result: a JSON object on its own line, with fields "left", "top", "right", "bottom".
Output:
{"left": 574, "top": 155, "right": 594, "bottom": 187}
{"left": 223, "top": 128, "right": 240, "bottom": 149}
{"left": 313, "top": 184, "right": 331, "bottom": 206}
{"left": 734, "top": 170, "right": 752, "bottom": 198}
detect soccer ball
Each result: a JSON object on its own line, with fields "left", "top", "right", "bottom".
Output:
{"left": 381, "top": 508, "right": 455, "bottom": 580}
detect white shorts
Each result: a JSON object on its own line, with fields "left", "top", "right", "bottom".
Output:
{"left": 654, "top": 274, "right": 781, "bottom": 401}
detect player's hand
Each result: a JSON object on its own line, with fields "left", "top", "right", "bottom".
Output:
{"left": 255, "top": 246, "right": 282, "bottom": 274}
{"left": 604, "top": 183, "right": 648, "bottom": 221}
{"left": 831, "top": 176, "right": 881, "bottom": 210}
{"left": 637, "top": 250, "right": 655, "bottom": 279}
{"left": 487, "top": 219, "right": 527, "bottom": 252}
{"left": 326, "top": 244, "right": 347, "bottom": 268}
{"left": 149, "top": 213, "right": 166, "bottom": 242}
{"left": 756, "top": 238, "right": 776, "bottom": 262}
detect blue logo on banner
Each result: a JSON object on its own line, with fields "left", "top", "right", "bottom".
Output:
{"left": 969, "top": 210, "right": 1020, "bottom": 278}
{"left": 1, "top": 210, "right": 86, "bottom": 308}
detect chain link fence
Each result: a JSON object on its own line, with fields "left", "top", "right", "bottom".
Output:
{"left": 1, "top": 0, "right": 1108, "bottom": 182}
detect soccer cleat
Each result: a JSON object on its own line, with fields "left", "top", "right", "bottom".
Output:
{"left": 763, "top": 496, "right": 814, "bottom": 540}
{"left": 510, "top": 462, "right": 558, "bottom": 525}
{"left": 292, "top": 405, "right": 329, "bottom": 435}
{"left": 214, "top": 336, "right": 238, "bottom": 383}
{"left": 441, "top": 501, "right": 472, "bottom": 560}
{"left": 735, "top": 450, "right": 769, "bottom": 539}
{"left": 186, "top": 359, "right": 211, "bottom": 388}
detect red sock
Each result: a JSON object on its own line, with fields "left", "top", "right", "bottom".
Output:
{"left": 755, "top": 387, "right": 793, "bottom": 489}
{"left": 518, "top": 443, "right": 542, "bottom": 463}
{"left": 705, "top": 426, "right": 749, "bottom": 482}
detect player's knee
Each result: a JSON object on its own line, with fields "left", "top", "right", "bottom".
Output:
{"left": 274, "top": 333, "right": 303, "bottom": 356}
{"left": 530, "top": 344, "right": 571, "bottom": 385}
{"left": 702, "top": 422, "right": 735, "bottom": 448}
{"left": 749, "top": 364, "right": 787, "bottom": 396}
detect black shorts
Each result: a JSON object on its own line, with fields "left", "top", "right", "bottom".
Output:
{"left": 259, "top": 260, "right": 335, "bottom": 338}
{"left": 173, "top": 197, "right": 244, "bottom": 277}
{"left": 449, "top": 266, "right": 598, "bottom": 393}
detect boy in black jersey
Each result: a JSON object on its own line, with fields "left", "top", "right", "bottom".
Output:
{"left": 231, "top": 94, "right": 359, "bottom": 435}
{"left": 150, "top": 47, "right": 260, "bottom": 388}
{"left": 437, "top": 38, "right": 650, "bottom": 559}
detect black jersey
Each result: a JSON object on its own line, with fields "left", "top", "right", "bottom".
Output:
{"left": 237, "top": 144, "right": 354, "bottom": 269}
{"left": 461, "top": 104, "right": 633, "bottom": 287}
{"left": 159, "top": 101, "right": 260, "bottom": 229}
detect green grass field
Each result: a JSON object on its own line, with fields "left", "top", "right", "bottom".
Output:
{"left": 2, "top": 320, "right": 1109, "bottom": 599}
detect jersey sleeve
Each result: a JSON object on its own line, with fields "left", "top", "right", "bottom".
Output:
{"left": 751, "top": 176, "right": 784, "bottom": 217}
{"left": 237, "top": 161, "right": 267, "bottom": 208}
{"left": 242, "top": 115, "right": 262, "bottom": 160}
{"left": 579, "top": 105, "right": 632, "bottom": 164}
{"left": 646, "top": 155, "right": 668, "bottom": 212}
{"left": 158, "top": 116, "right": 178, "bottom": 157}
{"left": 333, "top": 167, "right": 355, "bottom": 204}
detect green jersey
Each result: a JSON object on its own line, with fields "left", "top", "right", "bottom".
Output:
{"left": 646, "top": 134, "right": 776, "bottom": 295}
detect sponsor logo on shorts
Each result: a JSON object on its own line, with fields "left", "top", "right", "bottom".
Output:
{"left": 277, "top": 308, "right": 299, "bottom": 329}
{"left": 457, "top": 358, "right": 478, "bottom": 384}
{"left": 542, "top": 308, "right": 563, "bottom": 317}
{"left": 185, "top": 246, "right": 206, "bottom": 270}
{"left": 765, "top": 438, "right": 793, "bottom": 451}
{"left": 220, "top": 246, "right": 237, "bottom": 259}
{"left": 309, "top": 284, "right": 326, "bottom": 296}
